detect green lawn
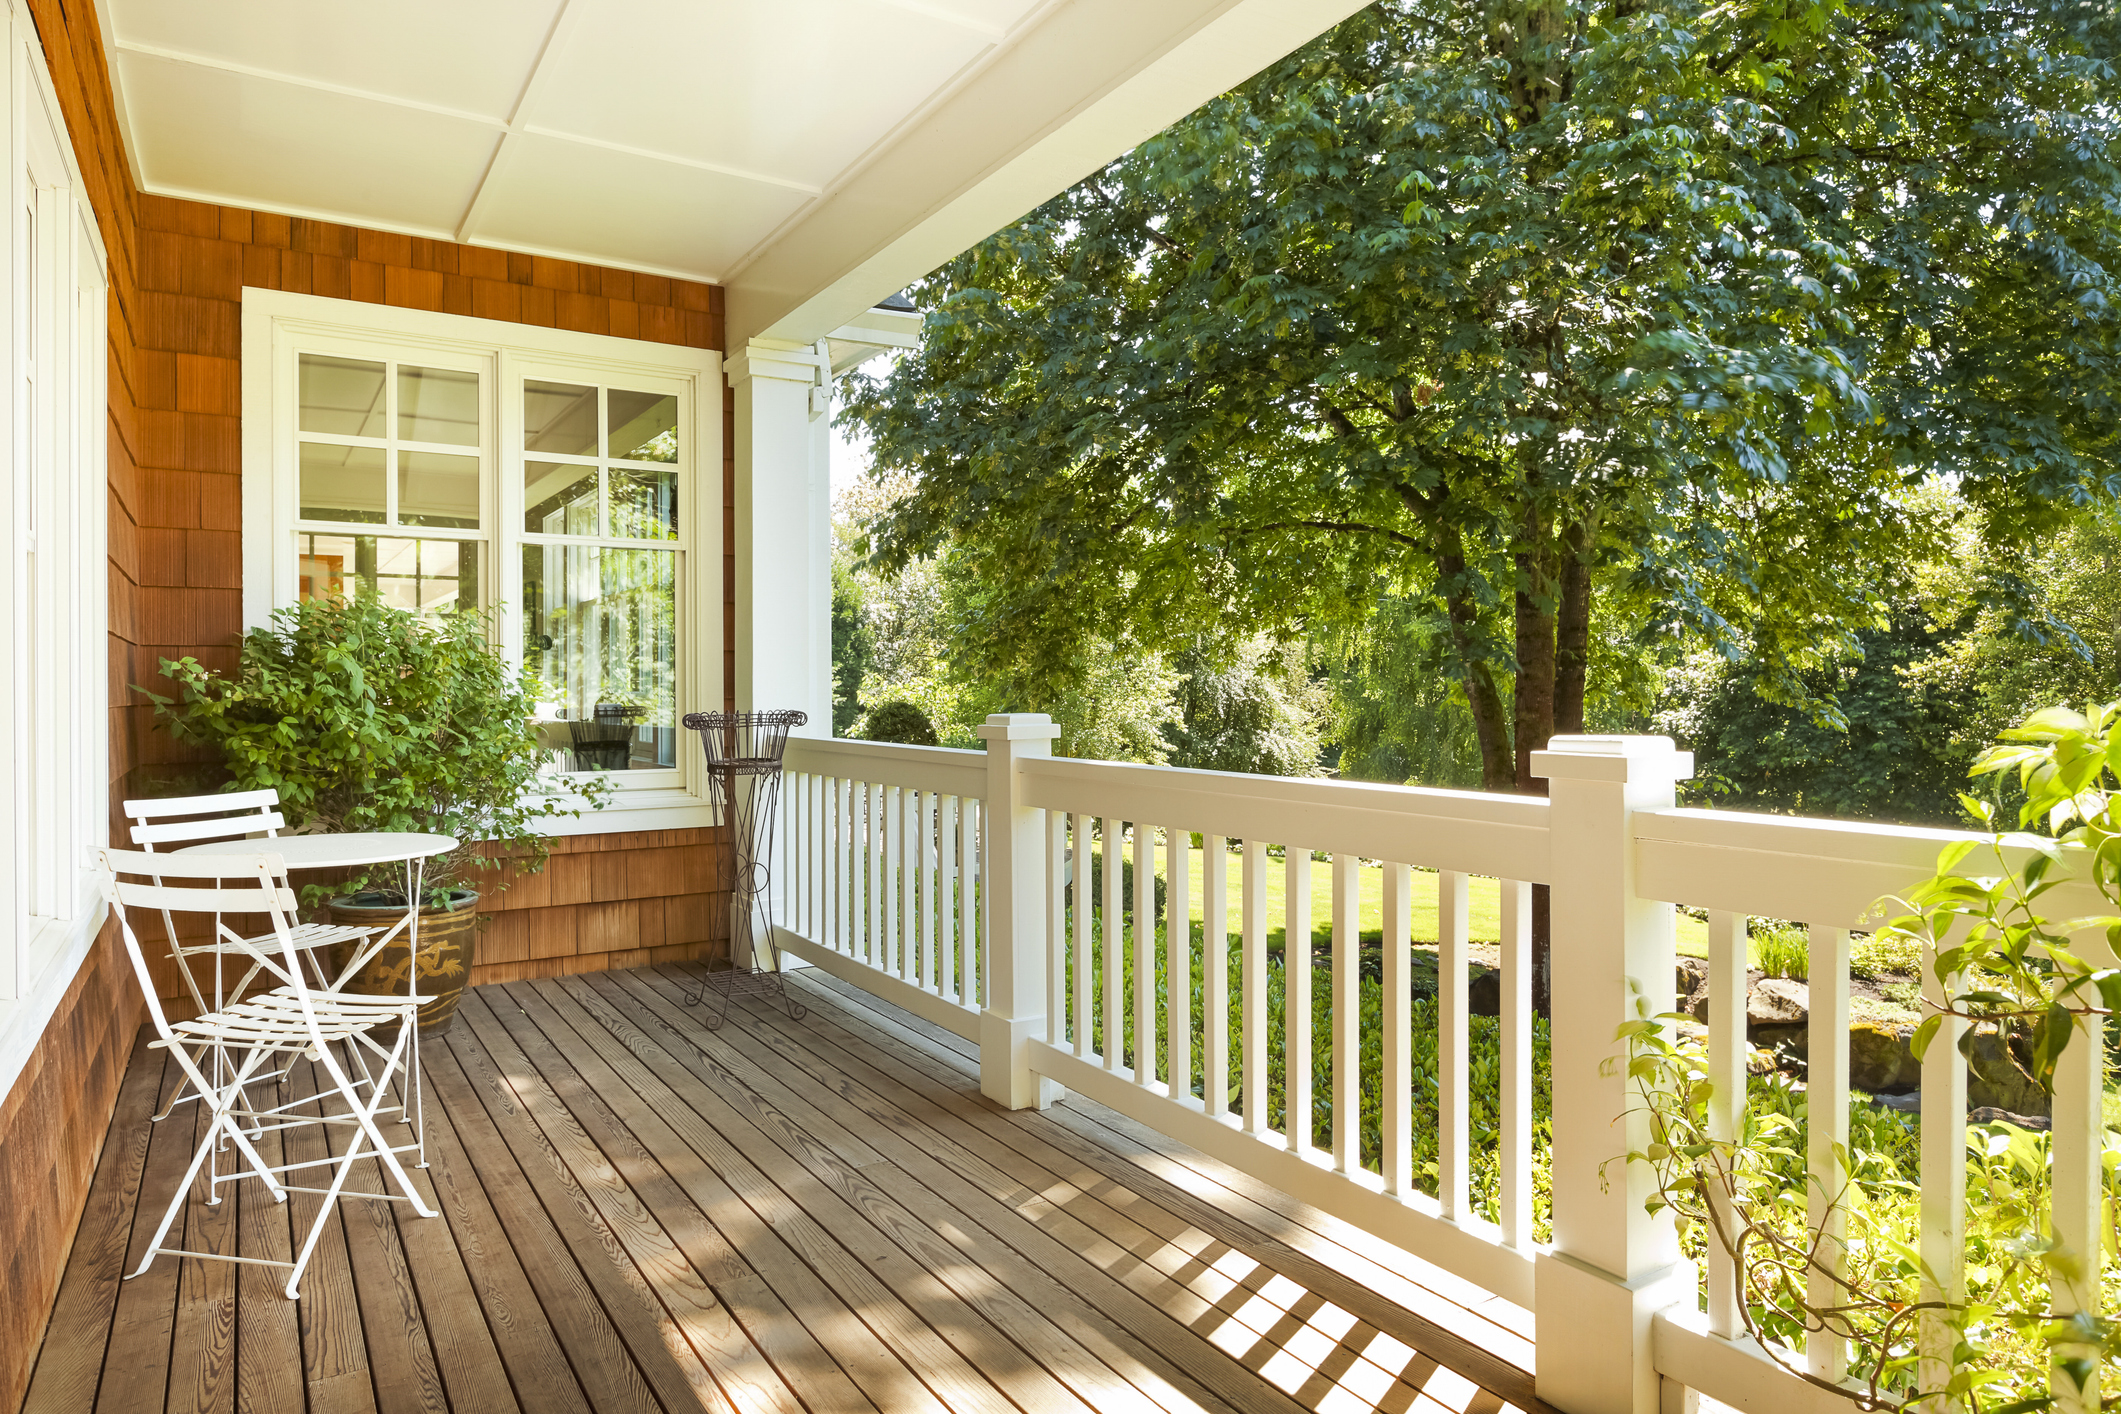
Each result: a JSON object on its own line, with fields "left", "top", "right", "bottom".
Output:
{"left": 1086, "top": 835, "right": 1711, "bottom": 955}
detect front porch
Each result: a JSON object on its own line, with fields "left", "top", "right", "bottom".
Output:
{"left": 21, "top": 964, "right": 1539, "bottom": 1414}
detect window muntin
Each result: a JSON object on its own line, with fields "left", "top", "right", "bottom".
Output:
{"left": 516, "top": 376, "right": 688, "bottom": 775}
{"left": 258, "top": 318, "right": 709, "bottom": 801}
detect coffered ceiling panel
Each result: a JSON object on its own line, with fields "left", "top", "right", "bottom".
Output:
{"left": 470, "top": 133, "right": 815, "bottom": 279}
{"left": 114, "top": 49, "right": 502, "bottom": 234}
{"left": 97, "top": 0, "right": 1054, "bottom": 282}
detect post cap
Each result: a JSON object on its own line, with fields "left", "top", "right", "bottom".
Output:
{"left": 977, "top": 713, "right": 1062, "bottom": 743}
{"left": 1529, "top": 735, "right": 1694, "bottom": 784}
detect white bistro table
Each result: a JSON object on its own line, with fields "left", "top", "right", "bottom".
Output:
{"left": 175, "top": 831, "right": 458, "bottom": 1166}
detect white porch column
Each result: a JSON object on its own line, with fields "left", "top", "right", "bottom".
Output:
{"left": 977, "top": 713, "right": 1064, "bottom": 1110}
{"left": 726, "top": 339, "right": 832, "bottom": 733}
{"left": 1530, "top": 735, "right": 1696, "bottom": 1414}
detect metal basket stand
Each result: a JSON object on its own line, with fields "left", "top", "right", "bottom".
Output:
{"left": 679, "top": 709, "right": 808, "bottom": 1028}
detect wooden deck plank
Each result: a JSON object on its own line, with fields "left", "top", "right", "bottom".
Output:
{"left": 434, "top": 1006, "right": 739, "bottom": 1414}
{"left": 233, "top": 1071, "right": 302, "bottom": 1414}
{"left": 454, "top": 993, "right": 802, "bottom": 1414}
{"left": 21, "top": 1036, "right": 170, "bottom": 1414}
{"left": 280, "top": 1058, "right": 378, "bottom": 1414}
{"left": 417, "top": 1050, "right": 663, "bottom": 1414}
{"left": 94, "top": 1048, "right": 206, "bottom": 1414}
{"left": 609, "top": 968, "right": 1261, "bottom": 1414}
{"left": 546, "top": 975, "right": 1030, "bottom": 1414}
{"left": 788, "top": 969, "right": 1553, "bottom": 1407}
{"left": 411, "top": 1068, "right": 599, "bottom": 1414}
{"left": 485, "top": 980, "right": 883, "bottom": 1414}
{"left": 34, "top": 964, "right": 1545, "bottom": 1414}
{"left": 589, "top": 975, "right": 1128, "bottom": 1414}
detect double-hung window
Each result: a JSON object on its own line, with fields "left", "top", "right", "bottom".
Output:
{"left": 242, "top": 290, "right": 721, "bottom": 831}
{"left": 0, "top": 15, "right": 111, "bottom": 1097}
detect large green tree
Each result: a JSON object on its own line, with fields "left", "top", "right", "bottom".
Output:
{"left": 845, "top": 0, "right": 2121, "bottom": 795}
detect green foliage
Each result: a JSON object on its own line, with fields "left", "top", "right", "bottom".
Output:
{"left": 844, "top": 0, "right": 2121, "bottom": 787}
{"left": 143, "top": 594, "right": 610, "bottom": 901}
{"left": 830, "top": 551, "right": 872, "bottom": 737}
{"left": 858, "top": 699, "right": 939, "bottom": 746}
{"left": 1324, "top": 596, "right": 1488, "bottom": 787}
{"left": 1165, "top": 636, "right": 1328, "bottom": 777}
{"left": 1659, "top": 613, "right": 1972, "bottom": 826}
{"left": 1750, "top": 926, "right": 1809, "bottom": 982}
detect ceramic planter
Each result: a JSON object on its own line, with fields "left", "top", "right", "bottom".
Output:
{"left": 325, "top": 888, "right": 480, "bottom": 1036}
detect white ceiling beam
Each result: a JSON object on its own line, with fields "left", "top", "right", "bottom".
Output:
{"left": 724, "top": 0, "right": 1370, "bottom": 346}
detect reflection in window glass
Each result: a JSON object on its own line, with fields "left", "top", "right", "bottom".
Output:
{"left": 298, "top": 533, "right": 476, "bottom": 617}
{"left": 398, "top": 365, "right": 479, "bottom": 445}
{"left": 608, "top": 468, "right": 677, "bottom": 540}
{"left": 521, "top": 543, "right": 677, "bottom": 772}
{"left": 398, "top": 450, "right": 480, "bottom": 528}
{"left": 524, "top": 460, "right": 597, "bottom": 535}
{"left": 299, "top": 442, "right": 386, "bottom": 522}
{"left": 524, "top": 380, "right": 598, "bottom": 456}
{"left": 607, "top": 389, "right": 678, "bottom": 463}
{"left": 299, "top": 354, "right": 387, "bottom": 437}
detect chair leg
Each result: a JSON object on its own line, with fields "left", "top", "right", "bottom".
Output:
{"left": 287, "top": 1027, "right": 434, "bottom": 1299}
{"left": 127, "top": 1045, "right": 287, "bottom": 1280}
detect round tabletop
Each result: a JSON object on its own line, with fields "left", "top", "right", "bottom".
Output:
{"left": 174, "top": 832, "right": 459, "bottom": 870}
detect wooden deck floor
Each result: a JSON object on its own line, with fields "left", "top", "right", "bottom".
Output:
{"left": 19, "top": 964, "right": 1548, "bottom": 1414}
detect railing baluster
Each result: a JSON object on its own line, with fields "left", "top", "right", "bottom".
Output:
{"left": 1706, "top": 909, "right": 1747, "bottom": 1338}
{"left": 903, "top": 785, "right": 920, "bottom": 980}
{"left": 1918, "top": 941, "right": 1967, "bottom": 1396}
{"left": 1383, "top": 862, "right": 1411, "bottom": 1198}
{"left": 891, "top": 785, "right": 909, "bottom": 976}
{"left": 842, "top": 777, "right": 858, "bottom": 958}
{"left": 1241, "top": 839, "right": 1266, "bottom": 1134}
{"left": 938, "top": 795, "right": 958, "bottom": 999}
{"left": 1047, "top": 810, "right": 1066, "bottom": 1045}
{"left": 1167, "top": 827, "right": 1191, "bottom": 1103}
{"left": 1331, "top": 853, "right": 1358, "bottom": 1173}
{"left": 1073, "top": 812, "right": 1092, "bottom": 1060}
{"left": 1438, "top": 869, "right": 1469, "bottom": 1219}
{"left": 1499, "top": 877, "right": 1530, "bottom": 1248}
{"left": 2054, "top": 955, "right": 2107, "bottom": 1412}
{"left": 1133, "top": 822, "right": 1157, "bottom": 1087}
{"left": 958, "top": 796, "right": 978, "bottom": 1006}
{"left": 1203, "top": 836, "right": 1229, "bottom": 1115}
{"left": 1285, "top": 845, "right": 1311, "bottom": 1153}
{"left": 916, "top": 791, "right": 933, "bottom": 989}
{"left": 1806, "top": 924, "right": 1851, "bottom": 1385}
{"left": 1102, "top": 816, "right": 1123, "bottom": 1071}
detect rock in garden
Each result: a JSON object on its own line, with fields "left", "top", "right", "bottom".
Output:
{"left": 1675, "top": 957, "right": 1708, "bottom": 1006}
{"left": 1748, "top": 978, "right": 1809, "bottom": 1027}
{"left": 1849, "top": 1022, "right": 1917, "bottom": 1093}
{"left": 1468, "top": 968, "right": 1499, "bottom": 1017}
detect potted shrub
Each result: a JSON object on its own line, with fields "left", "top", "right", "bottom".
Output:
{"left": 145, "top": 592, "right": 612, "bottom": 1033}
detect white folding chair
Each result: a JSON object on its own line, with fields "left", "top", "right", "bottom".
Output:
{"left": 124, "top": 790, "right": 380, "bottom": 1123}
{"left": 98, "top": 847, "right": 438, "bottom": 1299}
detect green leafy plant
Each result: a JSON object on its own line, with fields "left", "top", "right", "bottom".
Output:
{"left": 144, "top": 593, "right": 612, "bottom": 903}
{"left": 1619, "top": 700, "right": 2121, "bottom": 1408}
{"left": 1752, "top": 925, "right": 1811, "bottom": 982}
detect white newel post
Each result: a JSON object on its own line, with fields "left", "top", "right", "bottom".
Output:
{"left": 1531, "top": 735, "right": 1696, "bottom": 1414}
{"left": 728, "top": 339, "right": 833, "bottom": 967}
{"left": 977, "top": 713, "right": 1063, "bottom": 1110}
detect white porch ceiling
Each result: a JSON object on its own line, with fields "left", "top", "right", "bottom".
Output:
{"left": 95, "top": 0, "right": 1369, "bottom": 344}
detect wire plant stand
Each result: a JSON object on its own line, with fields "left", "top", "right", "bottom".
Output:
{"left": 680, "top": 709, "right": 808, "bottom": 1027}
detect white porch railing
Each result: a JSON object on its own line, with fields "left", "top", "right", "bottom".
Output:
{"left": 773, "top": 718, "right": 2112, "bottom": 1414}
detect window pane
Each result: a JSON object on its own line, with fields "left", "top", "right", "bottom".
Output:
{"left": 524, "top": 380, "right": 598, "bottom": 456}
{"left": 299, "top": 442, "right": 386, "bottom": 522}
{"left": 399, "top": 450, "right": 480, "bottom": 528}
{"left": 521, "top": 544, "right": 678, "bottom": 772}
{"left": 298, "top": 533, "right": 476, "bottom": 618}
{"left": 607, "top": 389, "right": 678, "bottom": 463}
{"left": 398, "top": 365, "right": 479, "bottom": 445}
{"left": 299, "top": 354, "right": 386, "bottom": 437}
{"left": 609, "top": 468, "right": 677, "bottom": 540}
{"left": 524, "top": 460, "right": 598, "bottom": 535}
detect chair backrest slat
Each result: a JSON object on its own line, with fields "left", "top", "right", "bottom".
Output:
{"left": 99, "top": 846, "right": 291, "bottom": 882}
{"left": 130, "top": 812, "right": 287, "bottom": 846}
{"left": 124, "top": 789, "right": 283, "bottom": 852}
{"left": 122, "top": 788, "right": 281, "bottom": 819}
{"left": 111, "top": 881, "right": 300, "bottom": 914}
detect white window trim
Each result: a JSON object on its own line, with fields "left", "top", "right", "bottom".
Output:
{"left": 0, "top": 0, "right": 112, "bottom": 1109}
{"left": 240, "top": 288, "right": 724, "bottom": 836}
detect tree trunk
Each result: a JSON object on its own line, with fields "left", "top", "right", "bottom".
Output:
{"left": 1555, "top": 517, "right": 1591, "bottom": 735}
{"left": 1510, "top": 516, "right": 1563, "bottom": 1017}
{"left": 1438, "top": 547, "right": 1517, "bottom": 790}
